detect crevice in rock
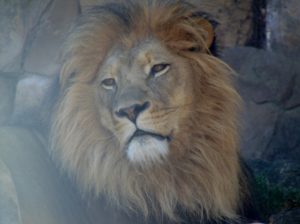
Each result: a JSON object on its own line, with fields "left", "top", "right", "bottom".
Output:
{"left": 263, "top": 112, "right": 282, "bottom": 160}
{"left": 252, "top": 100, "right": 300, "bottom": 112}
{"left": 286, "top": 104, "right": 300, "bottom": 111}
{"left": 247, "top": 0, "right": 266, "bottom": 48}
{"left": 281, "top": 74, "right": 296, "bottom": 104}
{"left": 20, "top": 0, "right": 55, "bottom": 71}
{"left": 76, "top": 0, "right": 82, "bottom": 14}
{"left": 252, "top": 100, "right": 278, "bottom": 106}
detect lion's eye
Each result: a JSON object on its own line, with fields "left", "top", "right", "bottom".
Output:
{"left": 150, "top": 63, "right": 170, "bottom": 77}
{"left": 101, "top": 78, "right": 116, "bottom": 90}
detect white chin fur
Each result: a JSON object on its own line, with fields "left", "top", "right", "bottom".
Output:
{"left": 127, "top": 136, "right": 169, "bottom": 165}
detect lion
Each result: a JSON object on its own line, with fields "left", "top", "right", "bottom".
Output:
{"left": 50, "top": 0, "right": 249, "bottom": 223}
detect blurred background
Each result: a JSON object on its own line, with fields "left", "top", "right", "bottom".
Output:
{"left": 0, "top": 0, "right": 299, "bottom": 223}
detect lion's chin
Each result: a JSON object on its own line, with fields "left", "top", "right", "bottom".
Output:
{"left": 126, "top": 135, "right": 169, "bottom": 166}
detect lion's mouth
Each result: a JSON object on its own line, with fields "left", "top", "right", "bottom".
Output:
{"left": 125, "top": 129, "right": 171, "bottom": 164}
{"left": 127, "top": 129, "right": 171, "bottom": 144}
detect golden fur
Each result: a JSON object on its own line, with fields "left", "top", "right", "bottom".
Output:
{"left": 51, "top": 0, "right": 242, "bottom": 222}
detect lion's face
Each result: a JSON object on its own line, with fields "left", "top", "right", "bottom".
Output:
{"left": 51, "top": 1, "right": 242, "bottom": 222}
{"left": 95, "top": 40, "right": 193, "bottom": 165}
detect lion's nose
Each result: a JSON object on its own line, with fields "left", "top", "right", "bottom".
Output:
{"left": 115, "top": 101, "right": 150, "bottom": 123}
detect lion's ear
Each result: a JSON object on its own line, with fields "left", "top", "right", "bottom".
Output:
{"left": 193, "top": 17, "right": 215, "bottom": 49}
{"left": 167, "top": 14, "right": 216, "bottom": 53}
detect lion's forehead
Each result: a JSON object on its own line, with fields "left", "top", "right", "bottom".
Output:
{"left": 99, "top": 39, "right": 172, "bottom": 78}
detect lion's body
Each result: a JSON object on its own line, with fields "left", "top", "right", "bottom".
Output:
{"left": 51, "top": 0, "right": 245, "bottom": 223}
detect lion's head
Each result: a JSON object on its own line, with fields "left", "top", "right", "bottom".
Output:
{"left": 51, "top": 0, "right": 242, "bottom": 222}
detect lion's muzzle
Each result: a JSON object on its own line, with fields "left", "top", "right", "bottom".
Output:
{"left": 115, "top": 101, "right": 150, "bottom": 123}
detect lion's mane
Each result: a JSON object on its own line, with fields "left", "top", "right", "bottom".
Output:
{"left": 51, "top": 0, "right": 243, "bottom": 222}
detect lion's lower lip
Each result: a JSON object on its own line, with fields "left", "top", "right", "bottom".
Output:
{"left": 128, "top": 130, "right": 170, "bottom": 144}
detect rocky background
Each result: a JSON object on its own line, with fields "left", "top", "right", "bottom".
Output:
{"left": 0, "top": 0, "right": 299, "bottom": 223}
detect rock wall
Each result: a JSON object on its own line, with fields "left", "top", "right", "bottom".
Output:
{"left": 223, "top": 47, "right": 300, "bottom": 161}
{"left": 0, "top": 0, "right": 79, "bottom": 126}
{"left": 266, "top": 0, "right": 300, "bottom": 55}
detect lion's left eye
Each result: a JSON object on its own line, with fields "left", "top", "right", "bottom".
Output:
{"left": 150, "top": 63, "right": 170, "bottom": 77}
{"left": 101, "top": 78, "right": 116, "bottom": 90}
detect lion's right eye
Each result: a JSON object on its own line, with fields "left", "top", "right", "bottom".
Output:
{"left": 101, "top": 78, "right": 116, "bottom": 90}
{"left": 150, "top": 63, "right": 170, "bottom": 78}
